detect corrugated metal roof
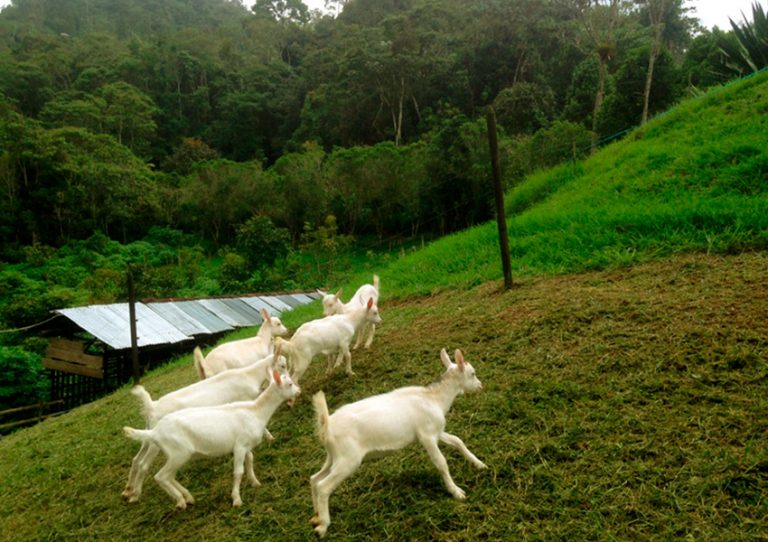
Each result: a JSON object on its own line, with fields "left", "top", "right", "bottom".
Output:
{"left": 53, "top": 291, "right": 320, "bottom": 350}
{"left": 171, "top": 301, "right": 234, "bottom": 334}
{"left": 56, "top": 303, "right": 190, "bottom": 350}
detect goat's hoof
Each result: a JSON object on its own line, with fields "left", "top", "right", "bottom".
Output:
{"left": 175, "top": 502, "right": 187, "bottom": 510}
{"left": 452, "top": 488, "right": 466, "bottom": 500}
{"left": 476, "top": 461, "right": 488, "bottom": 470}
{"left": 314, "top": 525, "right": 328, "bottom": 538}
{"left": 232, "top": 500, "right": 242, "bottom": 507}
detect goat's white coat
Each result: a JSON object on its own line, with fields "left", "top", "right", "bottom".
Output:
{"left": 309, "top": 348, "right": 485, "bottom": 537}
{"left": 277, "top": 297, "right": 381, "bottom": 383}
{"left": 321, "top": 274, "right": 380, "bottom": 349}
{"left": 194, "top": 308, "right": 288, "bottom": 379}
{"left": 123, "top": 368, "right": 300, "bottom": 509}
{"left": 121, "top": 349, "right": 287, "bottom": 502}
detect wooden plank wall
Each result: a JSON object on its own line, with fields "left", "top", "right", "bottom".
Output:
{"left": 43, "top": 338, "right": 103, "bottom": 379}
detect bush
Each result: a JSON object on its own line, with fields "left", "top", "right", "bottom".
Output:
{"left": 0, "top": 346, "right": 47, "bottom": 411}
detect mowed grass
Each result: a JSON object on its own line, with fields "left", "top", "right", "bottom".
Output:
{"left": 1, "top": 252, "right": 767, "bottom": 540}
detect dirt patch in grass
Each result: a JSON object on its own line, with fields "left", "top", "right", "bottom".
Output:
{"left": 1, "top": 252, "right": 767, "bottom": 541}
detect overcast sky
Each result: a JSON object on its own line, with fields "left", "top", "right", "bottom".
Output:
{"left": 0, "top": 0, "right": 762, "bottom": 31}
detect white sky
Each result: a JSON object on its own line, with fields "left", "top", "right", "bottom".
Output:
{"left": 0, "top": 0, "right": 762, "bottom": 30}
{"left": 686, "top": 0, "right": 761, "bottom": 29}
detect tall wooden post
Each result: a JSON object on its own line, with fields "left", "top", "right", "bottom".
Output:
{"left": 127, "top": 266, "right": 141, "bottom": 384}
{"left": 486, "top": 107, "right": 513, "bottom": 290}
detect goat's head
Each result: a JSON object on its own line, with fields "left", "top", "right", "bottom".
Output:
{"left": 365, "top": 297, "right": 382, "bottom": 324}
{"left": 322, "top": 289, "right": 344, "bottom": 316}
{"left": 440, "top": 348, "right": 482, "bottom": 393}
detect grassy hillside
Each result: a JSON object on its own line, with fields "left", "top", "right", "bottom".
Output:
{"left": 1, "top": 72, "right": 767, "bottom": 541}
{"left": 1, "top": 253, "right": 767, "bottom": 540}
{"left": 377, "top": 70, "right": 768, "bottom": 298}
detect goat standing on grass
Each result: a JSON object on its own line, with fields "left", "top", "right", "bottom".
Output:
{"left": 193, "top": 308, "right": 288, "bottom": 379}
{"left": 121, "top": 347, "right": 287, "bottom": 502}
{"left": 276, "top": 297, "right": 381, "bottom": 384}
{"left": 321, "top": 274, "right": 380, "bottom": 349}
{"left": 123, "top": 365, "right": 300, "bottom": 510}
{"left": 309, "top": 348, "right": 486, "bottom": 538}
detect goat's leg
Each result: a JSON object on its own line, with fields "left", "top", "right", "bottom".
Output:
{"left": 169, "top": 478, "right": 195, "bottom": 506}
{"left": 231, "top": 447, "right": 248, "bottom": 506}
{"left": 313, "top": 456, "right": 361, "bottom": 537}
{"left": 310, "top": 454, "right": 333, "bottom": 523}
{"left": 340, "top": 344, "right": 354, "bottom": 376}
{"left": 363, "top": 323, "right": 375, "bottom": 348}
{"left": 123, "top": 442, "right": 160, "bottom": 502}
{"left": 245, "top": 450, "right": 261, "bottom": 487}
{"left": 419, "top": 435, "right": 465, "bottom": 500}
{"left": 352, "top": 327, "right": 364, "bottom": 350}
{"left": 154, "top": 455, "right": 192, "bottom": 509}
{"left": 439, "top": 432, "right": 487, "bottom": 469}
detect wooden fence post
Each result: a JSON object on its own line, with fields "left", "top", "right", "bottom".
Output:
{"left": 127, "top": 266, "right": 141, "bottom": 384}
{"left": 486, "top": 106, "right": 513, "bottom": 290}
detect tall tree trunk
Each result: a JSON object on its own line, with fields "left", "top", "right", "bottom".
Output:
{"left": 642, "top": 0, "right": 666, "bottom": 125}
{"left": 591, "top": 55, "right": 607, "bottom": 152}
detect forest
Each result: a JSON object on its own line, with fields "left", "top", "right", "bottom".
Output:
{"left": 0, "top": 0, "right": 766, "bottom": 408}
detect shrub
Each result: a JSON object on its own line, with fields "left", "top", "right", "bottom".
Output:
{"left": 0, "top": 346, "right": 47, "bottom": 411}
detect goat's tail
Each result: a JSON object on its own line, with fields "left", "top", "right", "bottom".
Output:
{"left": 123, "top": 426, "right": 152, "bottom": 443}
{"left": 312, "top": 391, "right": 330, "bottom": 444}
{"left": 193, "top": 346, "right": 207, "bottom": 379}
{"left": 373, "top": 274, "right": 380, "bottom": 292}
{"left": 130, "top": 385, "right": 156, "bottom": 426}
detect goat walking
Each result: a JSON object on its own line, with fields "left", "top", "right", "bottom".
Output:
{"left": 121, "top": 348, "right": 286, "bottom": 502}
{"left": 321, "top": 274, "right": 380, "bottom": 349}
{"left": 194, "top": 308, "right": 288, "bottom": 379}
{"left": 309, "top": 348, "right": 486, "bottom": 537}
{"left": 123, "top": 366, "right": 300, "bottom": 509}
{"left": 277, "top": 297, "right": 381, "bottom": 384}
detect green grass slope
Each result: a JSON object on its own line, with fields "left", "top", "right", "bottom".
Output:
{"left": 1, "top": 253, "right": 766, "bottom": 540}
{"left": 1, "top": 73, "right": 768, "bottom": 541}
{"left": 379, "top": 71, "right": 768, "bottom": 298}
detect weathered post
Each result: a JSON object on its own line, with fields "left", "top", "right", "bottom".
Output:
{"left": 127, "top": 265, "right": 141, "bottom": 384}
{"left": 486, "top": 106, "right": 513, "bottom": 290}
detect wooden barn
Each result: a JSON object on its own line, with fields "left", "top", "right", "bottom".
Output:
{"left": 37, "top": 291, "right": 322, "bottom": 410}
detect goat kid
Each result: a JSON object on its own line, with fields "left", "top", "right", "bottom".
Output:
{"left": 320, "top": 274, "right": 380, "bottom": 349}
{"left": 121, "top": 347, "right": 287, "bottom": 502}
{"left": 277, "top": 297, "right": 381, "bottom": 384}
{"left": 309, "top": 348, "right": 485, "bottom": 537}
{"left": 194, "top": 308, "right": 288, "bottom": 379}
{"left": 123, "top": 365, "right": 300, "bottom": 509}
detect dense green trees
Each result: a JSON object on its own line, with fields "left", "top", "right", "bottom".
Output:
{"left": 0, "top": 0, "right": 763, "bottom": 411}
{"left": 0, "top": 0, "right": 754, "bottom": 256}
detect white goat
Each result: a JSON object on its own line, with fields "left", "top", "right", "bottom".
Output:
{"left": 121, "top": 347, "right": 287, "bottom": 502}
{"left": 123, "top": 366, "right": 300, "bottom": 509}
{"left": 309, "top": 348, "right": 486, "bottom": 537}
{"left": 276, "top": 297, "right": 381, "bottom": 384}
{"left": 321, "top": 274, "right": 380, "bottom": 349}
{"left": 194, "top": 308, "right": 288, "bottom": 379}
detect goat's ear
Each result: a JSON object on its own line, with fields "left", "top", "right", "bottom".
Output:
{"left": 455, "top": 349, "right": 465, "bottom": 371}
{"left": 272, "top": 369, "right": 283, "bottom": 386}
{"left": 335, "top": 288, "right": 343, "bottom": 299}
{"left": 440, "top": 348, "right": 452, "bottom": 368}
{"left": 260, "top": 308, "right": 270, "bottom": 321}
{"left": 273, "top": 342, "right": 282, "bottom": 359}
{"left": 367, "top": 297, "right": 374, "bottom": 310}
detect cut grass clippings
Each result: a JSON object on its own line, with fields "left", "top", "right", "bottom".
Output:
{"left": 1, "top": 251, "right": 767, "bottom": 540}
